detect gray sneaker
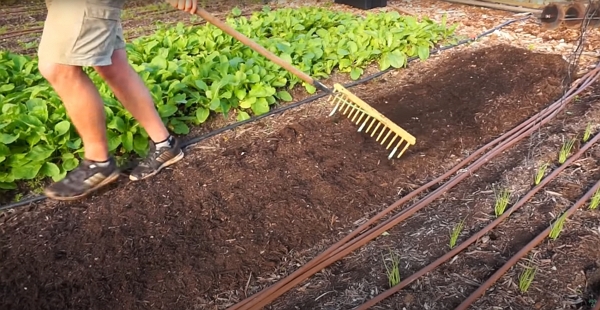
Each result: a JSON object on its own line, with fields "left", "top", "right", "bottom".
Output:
{"left": 44, "top": 157, "right": 120, "bottom": 201}
{"left": 129, "top": 135, "right": 184, "bottom": 181}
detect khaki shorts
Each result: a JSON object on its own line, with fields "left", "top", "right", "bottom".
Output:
{"left": 38, "top": 0, "right": 127, "bottom": 67}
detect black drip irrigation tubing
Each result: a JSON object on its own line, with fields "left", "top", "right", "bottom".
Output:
{"left": 0, "top": 15, "right": 531, "bottom": 212}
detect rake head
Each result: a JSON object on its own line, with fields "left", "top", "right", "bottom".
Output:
{"left": 327, "top": 83, "right": 416, "bottom": 160}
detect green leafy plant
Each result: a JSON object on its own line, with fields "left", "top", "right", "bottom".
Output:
{"left": 494, "top": 188, "right": 511, "bottom": 217}
{"left": 449, "top": 217, "right": 466, "bottom": 249}
{"left": 534, "top": 162, "right": 548, "bottom": 185}
{"left": 589, "top": 188, "right": 600, "bottom": 210}
{"left": 583, "top": 123, "right": 593, "bottom": 142}
{"left": 0, "top": 7, "right": 457, "bottom": 191}
{"left": 558, "top": 137, "right": 577, "bottom": 164}
{"left": 518, "top": 260, "right": 537, "bottom": 293}
{"left": 549, "top": 212, "right": 568, "bottom": 240}
{"left": 383, "top": 249, "right": 400, "bottom": 288}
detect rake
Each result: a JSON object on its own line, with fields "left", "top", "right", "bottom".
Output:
{"left": 193, "top": 8, "right": 416, "bottom": 160}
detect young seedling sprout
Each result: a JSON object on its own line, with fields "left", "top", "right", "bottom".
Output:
{"left": 518, "top": 260, "right": 537, "bottom": 293}
{"left": 549, "top": 212, "right": 568, "bottom": 240}
{"left": 494, "top": 188, "right": 511, "bottom": 217}
{"left": 449, "top": 217, "right": 466, "bottom": 249}
{"left": 583, "top": 123, "right": 593, "bottom": 142}
{"left": 383, "top": 249, "right": 400, "bottom": 288}
{"left": 558, "top": 137, "right": 577, "bottom": 164}
{"left": 589, "top": 188, "right": 600, "bottom": 210}
{"left": 534, "top": 163, "right": 548, "bottom": 185}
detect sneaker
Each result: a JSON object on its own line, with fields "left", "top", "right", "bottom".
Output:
{"left": 129, "top": 135, "right": 184, "bottom": 181}
{"left": 44, "top": 157, "right": 120, "bottom": 201}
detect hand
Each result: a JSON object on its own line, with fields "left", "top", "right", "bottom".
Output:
{"left": 166, "top": 0, "right": 198, "bottom": 14}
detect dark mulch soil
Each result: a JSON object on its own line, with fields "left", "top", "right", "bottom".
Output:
{"left": 0, "top": 44, "right": 569, "bottom": 310}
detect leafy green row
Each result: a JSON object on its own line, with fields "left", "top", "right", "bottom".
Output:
{"left": 0, "top": 6, "right": 457, "bottom": 191}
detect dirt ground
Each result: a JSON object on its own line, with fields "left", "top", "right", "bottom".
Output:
{"left": 0, "top": 42, "right": 582, "bottom": 310}
{"left": 3, "top": 1, "right": 600, "bottom": 310}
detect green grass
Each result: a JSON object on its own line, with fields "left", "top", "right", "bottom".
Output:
{"left": 589, "top": 188, "right": 600, "bottom": 210}
{"left": 449, "top": 217, "right": 466, "bottom": 249}
{"left": 518, "top": 260, "right": 537, "bottom": 293}
{"left": 383, "top": 249, "right": 400, "bottom": 288}
{"left": 534, "top": 162, "right": 548, "bottom": 185}
{"left": 494, "top": 188, "right": 511, "bottom": 217}
{"left": 558, "top": 137, "right": 577, "bottom": 164}
{"left": 583, "top": 123, "right": 593, "bottom": 142}
{"left": 549, "top": 212, "right": 568, "bottom": 240}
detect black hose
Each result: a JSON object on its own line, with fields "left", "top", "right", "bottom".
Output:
{"left": 0, "top": 15, "right": 532, "bottom": 212}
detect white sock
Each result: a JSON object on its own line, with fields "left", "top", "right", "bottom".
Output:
{"left": 155, "top": 136, "right": 172, "bottom": 149}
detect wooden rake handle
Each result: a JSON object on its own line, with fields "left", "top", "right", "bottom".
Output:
{"left": 193, "top": 8, "right": 330, "bottom": 93}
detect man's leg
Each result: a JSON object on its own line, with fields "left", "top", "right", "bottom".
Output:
{"left": 38, "top": 2, "right": 123, "bottom": 200}
{"left": 93, "top": 33, "right": 184, "bottom": 182}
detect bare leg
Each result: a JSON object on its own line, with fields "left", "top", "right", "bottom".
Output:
{"left": 93, "top": 49, "right": 169, "bottom": 143}
{"left": 93, "top": 48, "right": 184, "bottom": 182}
{"left": 38, "top": 62, "right": 109, "bottom": 162}
{"left": 39, "top": 61, "right": 120, "bottom": 200}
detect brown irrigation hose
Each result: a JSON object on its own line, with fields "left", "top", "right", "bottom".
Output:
{"left": 0, "top": 28, "right": 42, "bottom": 40}
{"left": 356, "top": 125, "right": 600, "bottom": 309}
{"left": 229, "top": 64, "right": 600, "bottom": 310}
{"left": 454, "top": 174, "right": 600, "bottom": 309}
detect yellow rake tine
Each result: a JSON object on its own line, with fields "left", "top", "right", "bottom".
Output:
{"left": 330, "top": 97, "right": 346, "bottom": 116}
{"left": 328, "top": 97, "right": 343, "bottom": 116}
{"left": 342, "top": 101, "right": 355, "bottom": 115}
{"left": 388, "top": 139, "right": 404, "bottom": 159}
{"left": 354, "top": 111, "right": 367, "bottom": 125}
{"left": 348, "top": 106, "right": 362, "bottom": 120}
{"left": 365, "top": 117, "right": 377, "bottom": 133}
{"left": 380, "top": 130, "right": 393, "bottom": 145}
{"left": 344, "top": 105, "right": 357, "bottom": 117}
{"left": 396, "top": 142, "right": 411, "bottom": 158}
{"left": 358, "top": 116, "right": 371, "bottom": 132}
{"left": 346, "top": 106, "right": 357, "bottom": 118}
{"left": 376, "top": 126, "right": 387, "bottom": 142}
{"left": 386, "top": 135, "right": 398, "bottom": 149}
{"left": 370, "top": 122, "right": 382, "bottom": 137}
{"left": 352, "top": 110, "right": 365, "bottom": 123}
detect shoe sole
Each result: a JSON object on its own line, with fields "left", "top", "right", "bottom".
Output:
{"left": 129, "top": 151, "right": 185, "bottom": 182}
{"left": 44, "top": 171, "right": 121, "bottom": 201}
